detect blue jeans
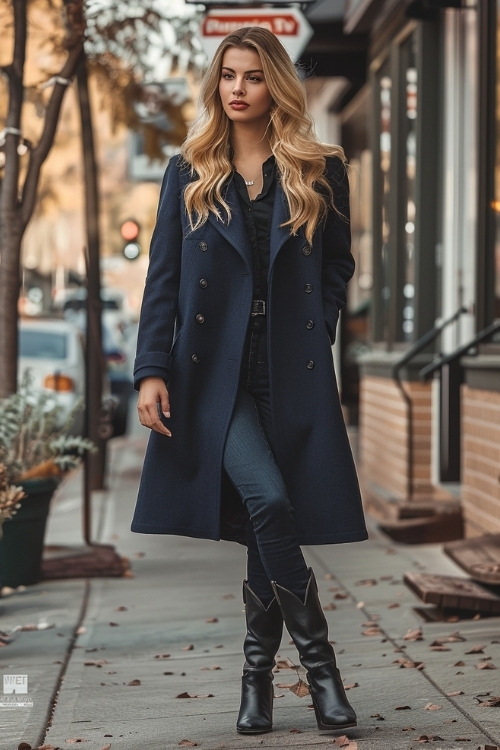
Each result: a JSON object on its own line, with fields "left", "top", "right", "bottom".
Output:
{"left": 223, "top": 322, "right": 309, "bottom": 605}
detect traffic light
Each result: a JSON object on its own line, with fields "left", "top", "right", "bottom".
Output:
{"left": 120, "top": 219, "right": 141, "bottom": 260}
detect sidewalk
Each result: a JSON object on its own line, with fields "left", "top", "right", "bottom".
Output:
{"left": 1, "top": 418, "right": 500, "bottom": 750}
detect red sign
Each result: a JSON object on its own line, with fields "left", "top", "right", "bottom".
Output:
{"left": 200, "top": 8, "right": 313, "bottom": 61}
{"left": 202, "top": 14, "right": 299, "bottom": 37}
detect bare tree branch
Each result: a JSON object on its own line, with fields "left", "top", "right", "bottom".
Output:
{"left": 21, "top": 39, "right": 84, "bottom": 228}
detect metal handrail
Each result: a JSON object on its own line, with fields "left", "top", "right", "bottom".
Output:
{"left": 391, "top": 306, "right": 467, "bottom": 500}
{"left": 419, "top": 319, "right": 500, "bottom": 380}
{"left": 392, "top": 306, "right": 468, "bottom": 378}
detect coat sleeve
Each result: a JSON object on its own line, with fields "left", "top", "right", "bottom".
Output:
{"left": 133, "top": 156, "right": 183, "bottom": 389}
{"left": 321, "top": 156, "right": 355, "bottom": 343}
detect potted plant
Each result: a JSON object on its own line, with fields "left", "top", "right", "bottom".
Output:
{"left": 0, "top": 371, "right": 95, "bottom": 588}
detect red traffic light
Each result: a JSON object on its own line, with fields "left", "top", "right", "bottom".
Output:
{"left": 120, "top": 219, "right": 140, "bottom": 242}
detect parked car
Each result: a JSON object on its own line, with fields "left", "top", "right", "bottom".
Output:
{"left": 101, "top": 319, "right": 134, "bottom": 437}
{"left": 53, "top": 288, "right": 134, "bottom": 437}
{"left": 18, "top": 318, "right": 86, "bottom": 432}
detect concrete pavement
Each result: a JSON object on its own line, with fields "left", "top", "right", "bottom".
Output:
{"left": 1, "top": 416, "right": 500, "bottom": 750}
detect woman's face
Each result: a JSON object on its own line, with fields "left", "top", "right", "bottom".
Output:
{"left": 218, "top": 46, "right": 273, "bottom": 127}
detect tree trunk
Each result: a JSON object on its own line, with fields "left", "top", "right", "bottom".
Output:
{"left": 0, "top": 0, "right": 84, "bottom": 398}
{"left": 77, "top": 56, "right": 107, "bottom": 502}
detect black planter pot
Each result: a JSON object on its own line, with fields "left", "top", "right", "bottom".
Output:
{"left": 0, "top": 478, "right": 59, "bottom": 588}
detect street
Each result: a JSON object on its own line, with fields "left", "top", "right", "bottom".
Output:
{"left": 1, "top": 401, "right": 499, "bottom": 750}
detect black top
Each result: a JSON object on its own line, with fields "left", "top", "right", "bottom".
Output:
{"left": 233, "top": 155, "right": 277, "bottom": 303}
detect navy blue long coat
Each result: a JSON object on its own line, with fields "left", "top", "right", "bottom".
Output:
{"left": 131, "top": 154, "right": 367, "bottom": 545}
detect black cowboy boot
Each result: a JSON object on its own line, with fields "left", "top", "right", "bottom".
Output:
{"left": 272, "top": 569, "right": 357, "bottom": 731}
{"left": 236, "top": 581, "right": 284, "bottom": 734}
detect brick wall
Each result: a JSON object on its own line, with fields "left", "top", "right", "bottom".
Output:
{"left": 461, "top": 385, "right": 500, "bottom": 536}
{"left": 359, "top": 375, "right": 433, "bottom": 503}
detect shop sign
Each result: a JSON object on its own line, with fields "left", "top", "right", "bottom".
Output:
{"left": 200, "top": 8, "right": 313, "bottom": 61}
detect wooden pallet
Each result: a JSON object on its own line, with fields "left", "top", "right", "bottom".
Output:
{"left": 404, "top": 571, "right": 500, "bottom": 615}
{"left": 444, "top": 534, "right": 500, "bottom": 585}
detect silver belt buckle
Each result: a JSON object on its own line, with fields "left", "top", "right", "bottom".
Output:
{"left": 251, "top": 300, "right": 266, "bottom": 317}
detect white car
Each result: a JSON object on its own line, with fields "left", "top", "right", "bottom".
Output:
{"left": 18, "top": 319, "right": 86, "bottom": 430}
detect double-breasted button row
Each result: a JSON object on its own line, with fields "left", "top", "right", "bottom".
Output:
{"left": 199, "top": 241, "right": 208, "bottom": 251}
{"left": 306, "top": 360, "right": 315, "bottom": 370}
{"left": 199, "top": 278, "right": 208, "bottom": 288}
{"left": 302, "top": 244, "right": 312, "bottom": 256}
{"left": 191, "top": 354, "right": 200, "bottom": 364}
{"left": 306, "top": 319, "right": 315, "bottom": 330}
{"left": 195, "top": 314, "right": 205, "bottom": 324}
{"left": 304, "top": 283, "right": 313, "bottom": 294}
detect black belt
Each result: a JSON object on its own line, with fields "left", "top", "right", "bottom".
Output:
{"left": 250, "top": 299, "right": 266, "bottom": 317}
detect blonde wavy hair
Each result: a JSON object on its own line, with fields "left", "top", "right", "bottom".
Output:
{"left": 181, "top": 26, "right": 345, "bottom": 244}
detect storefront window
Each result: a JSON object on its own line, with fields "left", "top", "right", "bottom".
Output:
{"left": 401, "top": 35, "right": 418, "bottom": 340}
{"left": 494, "top": 2, "right": 500, "bottom": 317}
{"left": 379, "top": 69, "right": 392, "bottom": 341}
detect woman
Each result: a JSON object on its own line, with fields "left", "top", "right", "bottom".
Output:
{"left": 133, "top": 26, "right": 367, "bottom": 735}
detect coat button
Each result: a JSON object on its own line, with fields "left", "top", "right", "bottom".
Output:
{"left": 195, "top": 314, "right": 205, "bottom": 324}
{"left": 199, "top": 278, "right": 208, "bottom": 288}
{"left": 306, "top": 360, "right": 315, "bottom": 370}
{"left": 199, "top": 241, "right": 208, "bottom": 251}
{"left": 302, "top": 245, "right": 312, "bottom": 256}
{"left": 304, "top": 283, "right": 313, "bottom": 293}
{"left": 306, "top": 320, "right": 315, "bottom": 330}
{"left": 191, "top": 354, "right": 200, "bottom": 363}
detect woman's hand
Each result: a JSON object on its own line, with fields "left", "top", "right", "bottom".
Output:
{"left": 137, "top": 377, "right": 172, "bottom": 436}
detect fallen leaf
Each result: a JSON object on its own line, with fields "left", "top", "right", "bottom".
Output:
{"left": 402, "top": 726, "right": 416, "bottom": 731}
{"left": 424, "top": 702, "right": 442, "bottom": 711}
{"left": 127, "top": 679, "right": 141, "bottom": 686}
{"left": 475, "top": 695, "right": 500, "bottom": 707}
{"left": 222, "top": 593, "right": 235, "bottom": 599}
{"left": 362, "top": 627, "right": 382, "bottom": 637}
{"left": 205, "top": 618, "right": 218, "bottom": 623}
{"left": 394, "top": 658, "right": 424, "bottom": 669}
{"left": 333, "top": 736, "right": 352, "bottom": 747}
{"left": 446, "top": 690, "right": 464, "bottom": 696}
{"left": 442, "top": 632, "right": 466, "bottom": 642}
{"left": 344, "top": 683, "right": 359, "bottom": 690}
{"left": 355, "top": 578, "right": 378, "bottom": 586}
{"left": 403, "top": 628, "right": 423, "bottom": 641}
{"left": 323, "top": 602, "right": 337, "bottom": 610}
{"left": 276, "top": 682, "right": 296, "bottom": 688}
{"left": 274, "top": 659, "right": 297, "bottom": 670}
{"left": 430, "top": 645, "right": 451, "bottom": 651}
{"left": 465, "top": 645, "right": 486, "bottom": 654}
{"left": 356, "top": 601, "right": 365, "bottom": 609}
{"left": 176, "top": 692, "right": 214, "bottom": 699}
{"left": 200, "top": 665, "right": 221, "bottom": 671}
{"left": 115, "top": 605, "right": 128, "bottom": 611}
{"left": 477, "top": 661, "right": 496, "bottom": 670}
{"left": 416, "top": 736, "right": 444, "bottom": 743}
{"left": 65, "top": 740, "right": 87, "bottom": 744}
{"left": 371, "top": 713, "right": 385, "bottom": 720}
{"left": 181, "top": 644, "right": 194, "bottom": 651}
{"left": 178, "top": 741, "right": 198, "bottom": 747}
{"left": 453, "top": 660, "right": 466, "bottom": 666}
{"left": 395, "top": 705, "right": 412, "bottom": 710}
{"left": 388, "top": 602, "right": 401, "bottom": 608}
{"left": 76, "top": 626, "right": 86, "bottom": 635}
{"left": 334, "top": 592, "right": 349, "bottom": 599}
{"left": 154, "top": 654, "right": 171, "bottom": 659}
{"left": 109, "top": 622, "right": 119, "bottom": 627}
{"left": 290, "top": 679, "right": 310, "bottom": 698}
{"left": 84, "top": 660, "right": 109, "bottom": 667}
{"left": 289, "top": 728, "right": 303, "bottom": 733}
{"left": 100, "top": 746, "right": 111, "bottom": 750}
{"left": 454, "top": 738, "right": 471, "bottom": 742}
{"left": 163, "top": 671, "right": 174, "bottom": 675}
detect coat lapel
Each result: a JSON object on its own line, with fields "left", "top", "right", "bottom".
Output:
{"left": 206, "top": 178, "right": 252, "bottom": 268}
